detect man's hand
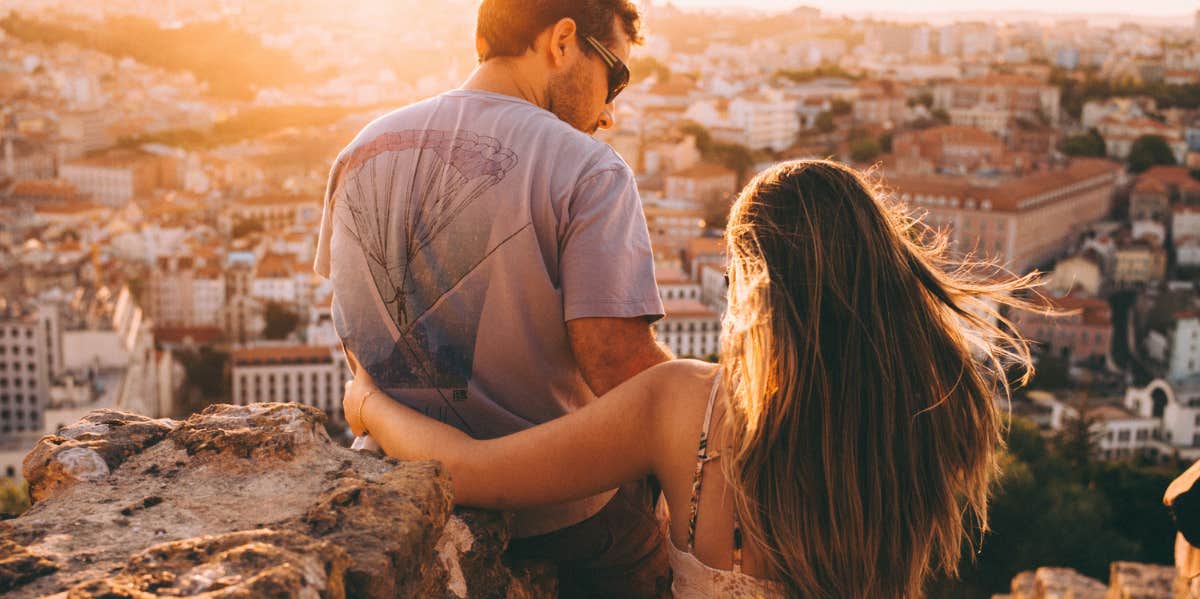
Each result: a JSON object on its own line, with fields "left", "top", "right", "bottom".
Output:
{"left": 343, "top": 369, "right": 382, "bottom": 436}
{"left": 567, "top": 317, "right": 673, "bottom": 397}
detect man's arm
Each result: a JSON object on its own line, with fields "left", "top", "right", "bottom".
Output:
{"left": 567, "top": 317, "right": 673, "bottom": 397}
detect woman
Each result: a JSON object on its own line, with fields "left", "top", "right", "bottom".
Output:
{"left": 343, "top": 160, "right": 1036, "bottom": 598}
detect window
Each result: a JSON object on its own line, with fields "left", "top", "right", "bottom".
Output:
{"left": 1117, "top": 430, "right": 1131, "bottom": 442}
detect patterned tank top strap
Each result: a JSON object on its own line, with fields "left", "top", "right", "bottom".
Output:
{"left": 732, "top": 510, "right": 744, "bottom": 573}
{"left": 686, "top": 368, "right": 723, "bottom": 552}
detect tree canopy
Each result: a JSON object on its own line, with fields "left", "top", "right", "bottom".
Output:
{"left": 1127, "top": 135, "right": 1177, "bottom": 173}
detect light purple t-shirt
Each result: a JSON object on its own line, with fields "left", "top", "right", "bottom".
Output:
{"left": 314, "top": 89, "right": 663, "bottom": 536}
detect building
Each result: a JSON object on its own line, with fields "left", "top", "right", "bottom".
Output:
{"left": 728, "top": 92, "right": 800, "bottom": 152}
{"left": 251, "top": 253, "right": 299, "bottom": 306}
{"left": 653, "top": 299, "right": 721, "bottom": 359}
{"left": 1112, "top": 242, "right": 1167, "bottom": 286}
{"left": 891, "top": 125, "right": 1007, "bottom": 175}
{"left": 933, "top": 75, "right": 1060, "bottom": 138}
{"left": 1048, "top": 252, "right": 1104, "bottom": 296}
{"left": 643, "top": 197, "right": 706, "bottom": 257}
{"left": 1096, "top": 115, "right": 1188, "bottom": 164}
{"left": 229, "top": 194, "right": 321, "bottom": 232}
{"left": 664, "top": 163, "right": 738, "bottom": 206}
{"left": 887, "top": 158, "right": 1121, "bottom": 272}
{"left": 853, "top": 80, "right": 908, "bottom": 127}
{"left": 147, "top": 256, "right": 226, "bottom": 328}
{"left": 0, "top": 302, "right": 57, "bottom": 436}
{"left": 1124, "top": 379, "right": 1200, "bottom": 460}
{"left": 1153, "top": 314, "right": 1200, "bottom": 382}
{"left": 1130, "top": 177, "right": 1171, "bottom": 222}
{"left": 656, "top": 267, "right": 702, "bottom": 302}
{"left": 1139, "top": 166, "right": 1200, "bottom": 204}
{"left": 59, "top": 150, "right": 161, "bottom": 207}
{"left": 222, "top": 255, "right": 264, "bottom": 346}
{"left": 1089, "top": 403, "right": 1161, "bottom": 461}
{"left": 2, "top": 136, "right": 56, "bottom": 179}
{"left": 230, "top": 345, "right": 350, "bottom": 423}
{"left": 1175, "top": 206, "right": 1200, "bottom": 267}
{"left": 1012, "top": 293, "right": 1112, "bottom": 362}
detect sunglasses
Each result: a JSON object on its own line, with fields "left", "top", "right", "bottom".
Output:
{"left": 584, "top": 35, "right": 630, "bottom": 104}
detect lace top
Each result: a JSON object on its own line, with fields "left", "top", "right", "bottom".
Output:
{"left": 666, "top": 369, "right": 787, "bottom": 598}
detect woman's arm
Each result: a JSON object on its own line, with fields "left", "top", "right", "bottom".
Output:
{"left": 345, "top": 363, "right": 673, "bottom": 511}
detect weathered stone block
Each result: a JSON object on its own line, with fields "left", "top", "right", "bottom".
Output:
{"left": 0, "top": 403, "right": 553, "bottom": 598}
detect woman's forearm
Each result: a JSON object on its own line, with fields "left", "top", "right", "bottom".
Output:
{"left": 360, "top": 394, "right": 477, "bottom": 477}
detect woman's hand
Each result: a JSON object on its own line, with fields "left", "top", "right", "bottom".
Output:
{"left": 343, "top": 367, "right": 383, "bottom": 436}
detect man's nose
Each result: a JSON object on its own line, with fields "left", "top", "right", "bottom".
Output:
{"left": 597, "top": 103, "right": 616, "bottom": 130}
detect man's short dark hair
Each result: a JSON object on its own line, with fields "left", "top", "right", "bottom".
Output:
{"left": 476, "top": 0, "right": 642, "bottom": 62}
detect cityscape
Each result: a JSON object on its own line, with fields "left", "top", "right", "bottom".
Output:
{"left": 2, "top": 0, "right": 1200, "bottom": 596}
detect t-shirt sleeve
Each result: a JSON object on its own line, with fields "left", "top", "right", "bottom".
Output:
{"left": 560, "top": 164, "right": 664, "bottom": 322}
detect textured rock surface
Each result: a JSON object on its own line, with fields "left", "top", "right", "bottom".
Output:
{"left": 1107, "top": 561, "right": 1174, "bottom": 599}
{"left": 995, "top": 564, "right": 1174, "bottom": 599}
{"left": 0, "top": 403, "right": 555, "bottom": 598}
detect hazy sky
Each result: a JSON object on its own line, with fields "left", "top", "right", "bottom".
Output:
{"left": 667, "top": 0, "right": 1199, "bottom": 17}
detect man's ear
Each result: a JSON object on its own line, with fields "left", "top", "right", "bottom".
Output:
{"left": 547, "top": 17, "right": 578, "bottom": 67}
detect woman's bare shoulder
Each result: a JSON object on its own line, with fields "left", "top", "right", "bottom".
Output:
{"left": 635, "top": 359, "right": 721, "bottom": 394}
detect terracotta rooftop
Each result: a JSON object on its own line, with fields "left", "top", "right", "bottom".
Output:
{"left": 8, "top": 179, "right": 78, "bottom": 201}
{"left": 231, "top": 345, "right": 334, "bottom": 366}
{"left": 256, "top": 253, "right": 294, "bottom": 279}
{"left": 886, "top": 158, "right": 1121, "bottom": 212}
{"left": 1142, "top": 166, "right": 1200, "bottom": 193}
{"left": 663, "top": 299, "right": 719, "bottom": 320}
{"left": 670, "top": 162, "right": 737, "bottom": 181}
{"left": 656, "top": 266, "right": 693, "bottom": 286}
{"left": 34, "top": 200, "right": 107, "bottom": 215}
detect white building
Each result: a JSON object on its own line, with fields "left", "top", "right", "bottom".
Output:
{"left": 729, "top": 91, "right": 800, "bottom": 151}
{"left": 653, "top": 299, "right": 722, "bottom": 359}
{"left": 231, "top": 346, "right": 350, "bottom": 422}
{"left": 1125, "top": 379, "right": 1200, "bottom": 459}
{"left": 1166, "top": 315, "right": 1200, "bottom": 381}
{"left": 0, "top": 303, "right": 55, "bottom": 436}
{"left": 656, "top": 267, "right": 702, "bottom": 303}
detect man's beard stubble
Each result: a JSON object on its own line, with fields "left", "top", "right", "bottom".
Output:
{"left": 547, "top": 60, "right": 599, "bottom": 135}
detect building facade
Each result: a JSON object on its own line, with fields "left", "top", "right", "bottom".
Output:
{"left": 231, "top": 346, "right": 350, "bottom": 423}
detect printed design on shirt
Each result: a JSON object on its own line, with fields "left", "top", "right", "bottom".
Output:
{"left": 334, "top": 130, "right": 518, "bottom": 396}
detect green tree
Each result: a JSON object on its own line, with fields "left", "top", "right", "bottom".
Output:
{"left": 263, "top": 302, "right": 300, "bottom": 340}
{"left": 931, "top": 108, "right": 951, "bottom": 124}
{"left": 1028, "top": 352, "right": 1071, "bottom": 390}
{"left": 1127, "top": 134, "right": 1177, "bottom": 173}
{"left": 849, "top": 136, "right": 882, "bottom": 162}
{"left": 1059, "top": 129, "right": 1107, "bottom": 157}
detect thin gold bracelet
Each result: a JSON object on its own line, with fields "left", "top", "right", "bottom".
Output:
{"left": 357, "top": 390, "right": 381, "bottom": 436}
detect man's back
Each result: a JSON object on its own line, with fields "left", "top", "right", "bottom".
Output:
{"left": 315, "top": 89, "right": 662, "bottom": 535}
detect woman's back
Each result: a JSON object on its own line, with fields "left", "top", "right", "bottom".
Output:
{"left": 645, "top": 360, "right": 784, "bottom": 596}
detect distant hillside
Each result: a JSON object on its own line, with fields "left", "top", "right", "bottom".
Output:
{"left": 0, "top": 13, "right": 315, "bottom": 101}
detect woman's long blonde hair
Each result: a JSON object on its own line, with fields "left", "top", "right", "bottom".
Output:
{"left": 719, "top": 160, "right": 1036, "bottom": 598}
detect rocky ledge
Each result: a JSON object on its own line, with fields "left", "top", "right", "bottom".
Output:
{"left": 0, "top": 403, "right": 554, "bottom": 598}
{"left": 993, "top": 562, "right": 1176, "bottom": 599}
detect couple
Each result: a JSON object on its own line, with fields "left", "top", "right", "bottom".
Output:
{"left": 314, "top": 1, "right": 1035, "bottom": 597}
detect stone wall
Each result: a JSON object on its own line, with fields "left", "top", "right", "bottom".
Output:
{"left": 0, "top": 403, "right": 554, "bottom": 598}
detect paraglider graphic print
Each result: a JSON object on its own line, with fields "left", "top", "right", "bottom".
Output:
{"left": 334, "top": 130, "right": 519, "bottom": 396}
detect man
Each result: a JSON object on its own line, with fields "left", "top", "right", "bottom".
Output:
{"left": 313, "top": 0, "right": 672, "bottom": 596}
